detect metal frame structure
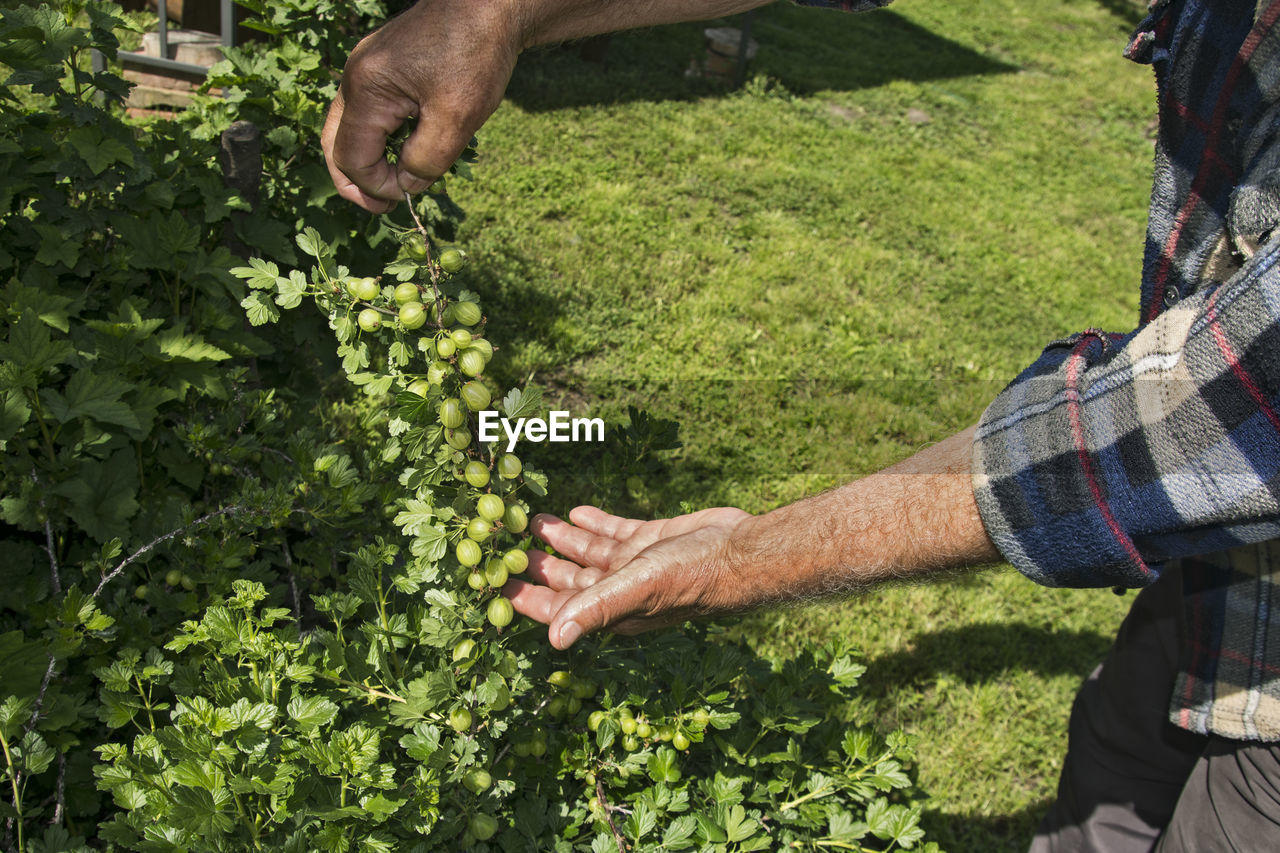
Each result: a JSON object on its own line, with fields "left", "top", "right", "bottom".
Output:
{"left": 92, "top": 0, "right": 236, "bottom": 79}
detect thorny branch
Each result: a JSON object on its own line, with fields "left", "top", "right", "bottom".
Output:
{"left": 597, "top": 778, "right": 629, "bottom": 853}
{"left": 92, "top": 505, "right": 241, "bottom": 599}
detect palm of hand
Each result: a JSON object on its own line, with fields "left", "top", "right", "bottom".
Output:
{"left": 505, "top": 506, "right": 751, "bottom": 648}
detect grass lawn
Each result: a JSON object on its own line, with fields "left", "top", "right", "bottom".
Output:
{"left": 451, "top": 0, "right": 1153, "bottom": 848}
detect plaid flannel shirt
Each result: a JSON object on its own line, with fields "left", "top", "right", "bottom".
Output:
{"left": 800, "top": 0, "right": 1280, "bottom": 739}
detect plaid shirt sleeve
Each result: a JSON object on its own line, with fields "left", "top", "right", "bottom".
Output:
{"left": 972, "top": 244, "right": 1280, "bottom": 588}
{"left": 971, "top": 0, "right": 1280, "bottom": 590}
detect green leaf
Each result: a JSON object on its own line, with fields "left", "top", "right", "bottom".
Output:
{"left": 662, "top": 815, "right": 697, "bottom": 850}
{"left": 230, "top": 257, "right": 280, "bottom": 290}
{"left": 0, "top": 389, "right": 31, "bottom": 443}
{"left": 288, "top": 695, "right": 339, "bottom": 732}
{"left": 52, "top": 450, "right": 139, "bottom": 541}
{"left": 0, "top": 314, "right": 74, "bottom": 376}
{"left": 170, "top": 786, "right": 236, "bottom": 836}
{"left": 500, "top": 385, "right": 543, "bottom": 421}
{"left": 226, "top": 698, "right": 277, "bottom": 730}
{"left": 170, "top": 760, "right": 225, "bottom": 791}
{"left": 827, "top": 812, "right": 868, "bottom": 843}
{"left": 360, "top": 793, "right": 405, "bottom": 823}
{"left": 33, "top": 223, "right": 82, "bottom": 269}
{"left": 242, "top": 291, "right": 281, "bottom": 326}
{"left": 41, "top": 369, "right": 140, "bottom": 432}
{"left": 295, "top": 226, "right": 327, "bottom": 260}
{"left": 887, "top": 805, "right": 926, "bottom": 849}
{"left": 388, "top": 340, "right": 411, "bottom": 367}
{"left": 153, "top": 330, "right": 231, "bottom": 363}
{"left": 409, "top": 524, "right": 447, "bottom": 561}
{"left": 842, "top": 729, "right": 872, "bottom": 764}
{"left": 721, "top": 804, "right": 756, "bottom": 843}
{"left": 67, "top": 126, "right": 134, "bottom": 175}
{"left": 276, "top": 269, "right": 308, "bottom": 309}
{"left": 865, "top": 798, "right": 892, "bottom": 840}
{"left": 623, "top": 799, "right": 656, "bottom": 842}
{"left": 0, "top": 695, "right": 34, "bottom": 741}
{"left": 393, "top": 499, "right": 434, "bottom": 536}
{"left": 112, "top": 782, "right": 149, "bottom": 811}
{"left": 398, "top": 723, "right": 441, "bottom": 761}
{"left": 646, "top": 746, "right": 681, "bottom": 784}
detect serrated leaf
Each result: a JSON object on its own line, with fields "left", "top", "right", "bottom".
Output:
{"left": 112, "top": 782, "right": 149, "bottom": 811}
{"left": 0, "top": 389, "right": 30, "bottom": 442}
{"left": 288, "top": 695, "right": 338, "bottom": 731}
{"left": 865, "top": 798, "right": 892, "bottom": 839}
{"left": 241, "top": 291, "right": 280, "bottom": 326}
{"left": 41, "top": 369, "right": 139, "bottom": 431}
{"left": 722, "top": 804, "right": 756, "bottom": 843}
{"left": 623, "top": 799, "right": 657, "bottom": 841}
{"left": 662, "top": 814, "right": 697, "bottom": 849}
{"left": 842, "top": 729, "right": 872, "bottom": 763}
{"left": 295, "top": 226, "right": 326, "bottom": 260}
{"left": 229, "top": 256, "right": 280, "bottom": 289}
{"left": 272, "top": 269, "right": 307, "bottom": 309}
{"left": 646, "top": 747, "right": 681, "bottom": 784}
{"left": 500, "top": 385, "right": 543, "bottom": 420}
{"left": 828, "top": 812, "right": 868, "bottom": 842}
{"left": 407, "top": 523, "right": 446, "bottom": 561}
{"left": 67, "top": 125, "right": 134, "bottom": 175}
{"left": 52, "top": 450, "right": 138, "bottom": 541}
{"left": 226, "top": 698, "right": 277, "bottom": 731}
{"left": 523, "top": 469, "right": 548, "bottom": 497}
{"left": 389, "top": 340, "right": 411, "bottom": 367}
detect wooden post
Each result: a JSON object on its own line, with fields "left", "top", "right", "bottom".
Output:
{"left": 218, "top": 120, "right": 261, "bottom": 258}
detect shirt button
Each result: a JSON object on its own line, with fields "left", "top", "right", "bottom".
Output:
{"left": 1163, "top": 288, "right": 1180, "bottom": 307}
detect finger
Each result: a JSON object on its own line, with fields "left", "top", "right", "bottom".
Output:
{"left": 321, "top": 94, "right": 397, "bottom": 213}
{"left": 531, "top": 513, "right": 622, "bottom": 571}
{"left": 526, "top": 550, "right": 604, "bottom": 591}
{"left": 328, "top": 75, "right": 419, "bottom": 203}
{"left": 568, "top": 506, "right": 646, "bottom": 541}
{"left": 546, "top": 555, "right": 668, "bottom": 649}
{"left": 503, "top": 578, "right": 573, "bottom": 625}
{"left": 393, "top": 108, "right": 477, "bottom": 195}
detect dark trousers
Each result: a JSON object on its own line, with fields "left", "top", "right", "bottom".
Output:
{"left": 1030, "top": 564, "right": 1280, "bottom": 852}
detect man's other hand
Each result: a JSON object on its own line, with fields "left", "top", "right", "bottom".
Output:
{"left": 504, "top": 506, "right": 753, "bottom": 650}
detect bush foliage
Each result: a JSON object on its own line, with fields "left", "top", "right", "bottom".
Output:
{"left": 0, "top": 3, "right": 938, "bottom": 850}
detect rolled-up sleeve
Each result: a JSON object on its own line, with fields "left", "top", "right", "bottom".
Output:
{"left": 972, "top": 240, "right": 1280, "bottom": 588}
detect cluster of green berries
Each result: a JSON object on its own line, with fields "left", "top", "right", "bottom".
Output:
{"left": 345, "top": 230, "right": 530, "bottom": 633}
{"left": 587, "top": 705, "right": 712, "bottom": 753}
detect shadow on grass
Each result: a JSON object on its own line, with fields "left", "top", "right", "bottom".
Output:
{"left": 506, "top": 6, "right": 1017, "bottom": 113}
{"left": 861, "top": 621, "right": 1113, "bottom": 686}
{"left": 924, "top": 798, "right": 1051, "bottom": 853}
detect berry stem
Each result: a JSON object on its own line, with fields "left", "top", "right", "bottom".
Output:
{"left": 403, "top": 191, "right": 445, "bottom": 326}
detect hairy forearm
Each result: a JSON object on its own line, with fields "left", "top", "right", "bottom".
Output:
{"left": 509, "top": 0, "right": 776, "bottom": 49}
{"left": 723, "top": 426, "right": 1001, "bottom": 604}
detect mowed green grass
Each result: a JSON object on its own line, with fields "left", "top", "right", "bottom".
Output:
{"left": 451, "top": 1, "right": 1151, "bottom": 849}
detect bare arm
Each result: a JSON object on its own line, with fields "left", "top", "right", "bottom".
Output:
{"left": 508, "top": 425, "right": 1002, "bottom": 648}
{"left": 323, "top": 0, "right": 774, "bottom": 211}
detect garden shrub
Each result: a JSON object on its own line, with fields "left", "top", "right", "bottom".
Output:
{"left": 0, "top": 3, "right": 939, "bottom": 851}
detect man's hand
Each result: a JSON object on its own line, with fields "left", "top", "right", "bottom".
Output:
{"left": 321, "top": 0, "right": 521, "bottom": 212}
{"left": 508, "top": 426, "right": 1003, "bottom": 649}
{"left": 505, "top": 506, "right": 752, "bottom": 649}
{"left": 324, "top": 0, "right": 775, "bottom": 211}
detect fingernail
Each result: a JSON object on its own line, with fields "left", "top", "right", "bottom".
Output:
{"left": 559, "top": 621, "right": 582, "bottom": 648}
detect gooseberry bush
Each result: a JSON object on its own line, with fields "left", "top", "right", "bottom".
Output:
{"left": 1, "top": 2, "right": 939, "bottom": 850}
